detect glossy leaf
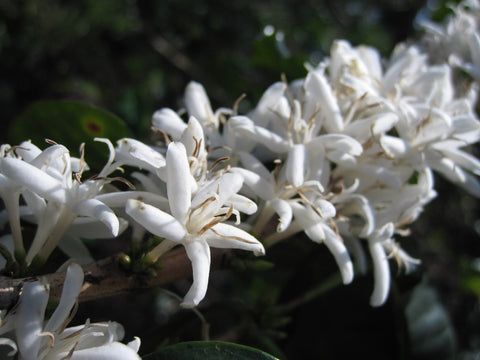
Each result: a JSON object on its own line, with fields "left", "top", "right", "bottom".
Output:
{"left": 143, "top": 341, "right": 279, "bottom": 360}
{"left": 405, "top": 282, "right": 456, "bottom": 359}
{"left": 8, "top": 100, "right": 131, "bottom": 171}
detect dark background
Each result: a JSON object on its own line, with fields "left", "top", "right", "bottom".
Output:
{"left": 2, "top": 1, "right": 479, "bottom": 359}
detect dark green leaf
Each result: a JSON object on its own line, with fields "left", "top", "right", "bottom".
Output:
{"left": 143, "top": 341, "right": 279, "bottom": 360}
{"left": 405, "top": 282, "right": 456, "bottom": 359}
{"left": 8, "top": 100, "right": 131, "bottom": 171}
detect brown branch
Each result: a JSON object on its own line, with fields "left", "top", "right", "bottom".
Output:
{"left": 0, "top": 247, "right": 233, "bottom": 310}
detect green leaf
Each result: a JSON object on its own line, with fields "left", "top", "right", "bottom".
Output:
{"left": 143, "top": 341, "right": 279, "bottom": 360}
{"left": 8, "top": 100, "right": 131, "bottom": 171}
{"left": 405, "top": 282, "right": 456, "bottom": 359}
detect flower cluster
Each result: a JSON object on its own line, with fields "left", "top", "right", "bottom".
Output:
{"left": 0, "top": 1, "right": 480, "bottom": 357}
{"left": 0, "top": 140, "right": 126, "bottom": 267}
{"left": 420, "top": 0, "right": 480, "bottom": 83}
{"left": 0, "top": 263, "right": 141, "bottom": 359}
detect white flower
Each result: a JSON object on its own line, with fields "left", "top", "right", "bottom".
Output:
{"left": 0, "top": 140, "right": 124, "bottom": 265}
{"left": 421, "top": 0, "right": 480, "bottom": 81}
{"left": 126, "top": 142, "right": 264, "bottom": 307}
{"left": 232, "top": 151, "right": 356, "bottom": 285}
{"left": 0, "top": 263, "right": 141, "bottom": 359}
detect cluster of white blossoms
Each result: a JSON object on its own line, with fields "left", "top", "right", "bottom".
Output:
{"left": 0, "top": 263, "right": 141, "bottom": 359}
{"left": 0, "top": 1, "right": 480, "bottom": 357}
{"left": 420, "top": 0, "right": 480, "bottom": 83}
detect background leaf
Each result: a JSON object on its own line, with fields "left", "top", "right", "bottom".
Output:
{"left": 143, "top": 341, "right": 279, "bottom": 360}
{"left": 7, "top": 100, "right": 131, "bottom": 171}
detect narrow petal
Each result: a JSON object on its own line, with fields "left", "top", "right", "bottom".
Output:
{"left": 184, "top": 81, "right": 216, "bottom": 126}
{"left": 270, "top": 198, "right": 292, "bottom": 232}
{"left": 369, "top": 239, "right": 391, "bottom": 307}
{"left": 29, "top": 144, "right": 69, "bottom": 170}
{"left": 166, "top": 142, "right": 192, "bottom": 222}
{"left": 74, "top": 199, "right": 119, "bottom": 237}
{"left": 285, "top": 144, "right": 305, "bottom": 187}
{"left": 16, "top": 280, "right": 50, "bottom": 360}
{"left": 305, "top": 71, "right": 344, "bottom": 133}
{"left": 115, "top": 138, "right": 165, "bottom": 171}
{"left": 225, "top": 194, "right": 258, "bottom": 215}
{"left": 152, "top": 108, "right": 188, "bottom": 140}
{"left": 181, "top": 240, "right": 211, "bottom": 308}
{"left": 207, "top": 223, "right": 265, "bottom": 256}
{"left": 180, "top": 116, "right": 206, "bottom": 159}
{"left": 58, "top": 235, "right": 94, "bottom": 264}
{"left": 248, "top": 82, "right": 287, "bottom": 128}
{"left": 0, "top": 158, "right": 67, "bottom": 203}
{"left": 96, "top": 191, "right": 169, "bottom": 210}
{"left": 323, "top": 227, "right": 354, "bottom": 284}
{"left": 126, "top": 200, "right": 186, "bottom": 242}
{"left": 238, "top": 151, "right": 273, "bottom": 181}
{"left": 230, "top": 168, "right": 274, "bottom": 201}
{"left": 229, "top": 116, "right": 289, "bottom": 154}
{"left": 17, "top": 140, "right": 42, "bottom": 162}
{"left": 68, "top": 217, "right": 128, "bottom": 239}
{"left": 127, "top": 337, "right": 141, "bottom": 353}
{"left": 44, "top": 263, "right": 84, "bottom": 333}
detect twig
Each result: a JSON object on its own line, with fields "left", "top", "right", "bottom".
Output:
{"left": 0, "top": 247, "right": 233, "bottom": 310}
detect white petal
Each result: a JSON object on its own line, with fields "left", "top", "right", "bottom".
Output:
{"left": 285, "top": 144, "right": 305, "bottom": 187}
{"left": 68, "top": 217, "right": 128, "bottom": 239}
{"left": 238, "top": 151, "right": 272, "bottom": 181}
{"left": 29, "top": 144, "right": 69, "bottom": 170}
{"left": 379, "top": 136, "right": 408, "bottom": 158}
{"left": 230, "top": 168, "right": 274, "bottom": 201}
{"left": 305, "top": 71, "right": 344, "bottom": 133}
{"left": 166, "top": 142, "right": 192, "bottom": 222}
{"left": 180, "top": 116, "right": 206, "bottom": 159}
{"left": 58, "top": 234, "right": 94, "bottom": 264}
{"left": 184, "top": 81, "right": 216, "bottom": 126}
{"left": 368, "top": 239, "right": 391, "bottom": 307}
{"left": 68, "top": 342, "right": 141, "bottom": 360}
{"left": 17, "top": 140, "right": 42, "bottom": 161}
{"left": 74, "top": 199, "right": 119, "bottom": 237}
{"left": 127, "top": 337, "right": 141, "bottom": 353}
{"left": 323, "top": 226, "right": 354, "bottom": 284}
{"left": 181, "top": 240, "right": 211, "bottom": 308}
{"left": 0, "top": 337, "right": 17, "bottom": 356}
{"left": 270, "top": 198, "right": 292, "bottom": 232}
{"left": 152, "top": 108, "right": 188, "bottom": 141}
{"left": 229, "top": 116, "right": 289, "bottom": 154}
{"left": 126, "top": 200, "right": 186, "bottom": 242}
{"left": 226, "top": 194, "right": 258, "bottom": 215}
{"left": 96, "top": 191, "right": 169, "bottom": 210}
{"left": 16, "top": 280, "right": 49, "bottom": 360}
{"left": 207, "top": 223, "right": 265, "bottom": 256}
{"left": 115, "top": 138, "right": 165, "bottom": 170}
{"left": 248, "top": 82, "right": 287, "bottom": 128}
{"left": 0, "top": 158, "right": 67, "bottom": 203}
{"left": 45, "top": 263, "right": 83, "bottom": 333}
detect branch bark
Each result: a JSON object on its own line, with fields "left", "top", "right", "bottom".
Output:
{"left": 0, "top": 247, "right": 233, "bottom": 310}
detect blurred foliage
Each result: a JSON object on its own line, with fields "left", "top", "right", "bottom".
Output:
{"left": 1, "top": 0, "right": 479, "bottom": 359}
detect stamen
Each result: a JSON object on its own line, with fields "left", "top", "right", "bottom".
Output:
{"left": 233, "top": 93, "right": 247, "bottom": 115}
{"left": 208, "top": 157, "right": 230, "bottom": 173}
{"left": 4, "top": 145, "right": 30, "bottom": 156}
{"left": 38, "top": 331, "right": 55, "bottom": 348}
{"left": 151, "top": 126, "right": 171, "bottom": 145}
{"left": 45, "top": 138, "right": 58, "bottom": 145}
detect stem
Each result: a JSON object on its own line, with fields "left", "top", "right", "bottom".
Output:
{"left": 263, "top": 222, "right": 302, "bottom": 247}
{"left": 251, "top": 203, "right": 275, "bottom": 237}
{"left": 0, "top": 247, "right": 233, "bottom": 310}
